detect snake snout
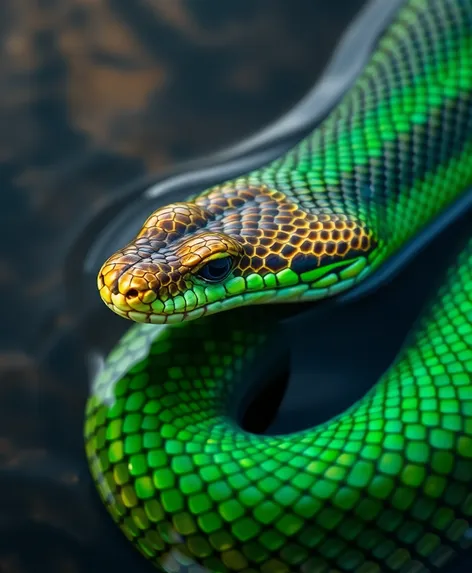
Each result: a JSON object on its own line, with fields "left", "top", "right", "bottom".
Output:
{"left": 97, "top": 252, "right": 164, "bottom": 319}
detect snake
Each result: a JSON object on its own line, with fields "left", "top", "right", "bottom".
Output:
{"left": 85, "top": 0, "right": 472, "bottom": 571}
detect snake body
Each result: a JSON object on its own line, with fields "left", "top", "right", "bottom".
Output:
{"left": 86, "top": 0, "right": 472, "bottom": 571}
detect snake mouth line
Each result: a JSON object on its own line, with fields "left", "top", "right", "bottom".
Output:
{"left": 104, "top": 267, "right": 371, "bottom": 325}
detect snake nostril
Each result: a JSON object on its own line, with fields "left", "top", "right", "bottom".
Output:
{"left": 125, "top": 288, "right": 139, "bottom": 300}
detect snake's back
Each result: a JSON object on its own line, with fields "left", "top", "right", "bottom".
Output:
{"left": 252, "top": 0, "right": 472, "bottom": 241}
{"left": 86, "top": 0, "right": 472, "bottom": 571}
{"left": 238, "top": 0, "right": 471, "bottom": 288}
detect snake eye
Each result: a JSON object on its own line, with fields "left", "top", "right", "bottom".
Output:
{"left": 196, "top": 256, "right": 233, "bottom": 282}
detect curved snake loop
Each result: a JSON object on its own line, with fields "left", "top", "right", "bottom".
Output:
{"left": 86, "top": 0, "right": 472, "bottom": 571}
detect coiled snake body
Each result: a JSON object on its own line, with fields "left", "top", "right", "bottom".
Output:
{"left": 86, "top": 0, "right": 472, "bottom": 571}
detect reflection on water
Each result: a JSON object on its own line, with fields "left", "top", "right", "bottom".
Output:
{"left": 0, "top": 1, "right": 369, "bottom": 571}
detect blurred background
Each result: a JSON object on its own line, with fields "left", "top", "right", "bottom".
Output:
{"left": 0, "top": 1, "right": 369, "bottom": 571}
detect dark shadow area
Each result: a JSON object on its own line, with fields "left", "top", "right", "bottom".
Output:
{"left": 239, "top": 352, "right": 292, "bottom": 434}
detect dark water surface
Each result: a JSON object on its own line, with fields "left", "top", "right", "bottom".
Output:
{"left": 2, "top": 1, "right": 471, "bottom": 572}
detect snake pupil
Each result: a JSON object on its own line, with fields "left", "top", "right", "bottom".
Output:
{"left": 197, "top": 257, "right": 233, "bottom": 282}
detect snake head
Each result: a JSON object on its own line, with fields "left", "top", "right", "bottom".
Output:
{"left": 97, "top": 202, "right": 246, "bottom": 324}
{"left": 98, "top": 187, "right": 375, "bottom": 324}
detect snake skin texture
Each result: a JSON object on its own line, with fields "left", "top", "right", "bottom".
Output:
{"left": 86, "top": 0, "right": 472, "bottom": 571}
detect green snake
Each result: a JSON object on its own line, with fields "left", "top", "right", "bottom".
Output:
{"left": 85, "top": 0, "right": 472, "bottom": 571}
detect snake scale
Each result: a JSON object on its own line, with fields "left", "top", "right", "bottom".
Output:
{"left": 85, "top": 0, "right": 472, "bottom": 571}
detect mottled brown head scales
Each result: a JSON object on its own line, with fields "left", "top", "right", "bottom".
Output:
{"left": 98, "top": 185, "right": 375, "bottom": 321}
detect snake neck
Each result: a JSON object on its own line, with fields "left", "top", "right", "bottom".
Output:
{"left": 244, "top": 0, "right": 472, "bottom": 256}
